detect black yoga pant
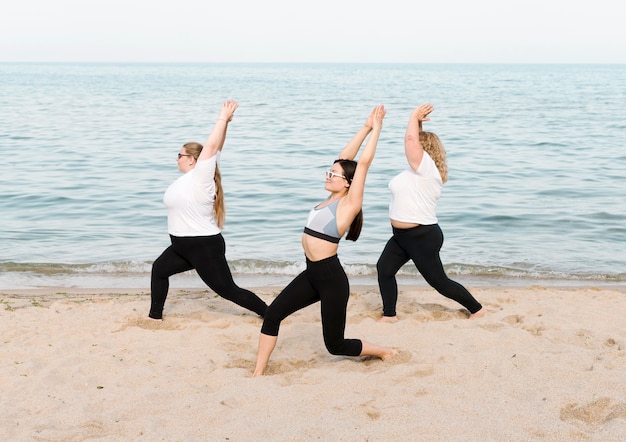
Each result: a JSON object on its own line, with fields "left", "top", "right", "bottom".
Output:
{"left": 377, "top": 224, "right": 482, "bottom": 316}
{"left": 261, "top": 255, "right": 362, "bottom": 357}
{"left": 149, "top": 234, "right": 267, "bottom": 319}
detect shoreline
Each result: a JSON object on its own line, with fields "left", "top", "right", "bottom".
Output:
{"left": 2, "top": 278, "right": 625, "bottom": 297}
{"left": 2, "top": 272, "right": 625, "bottom": 294}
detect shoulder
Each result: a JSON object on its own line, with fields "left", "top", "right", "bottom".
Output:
{"left": 197, "top": 152, "right": 219, "bottom": 166}
{"left": 415, "top": 152, "right": 438, "bottom": 174}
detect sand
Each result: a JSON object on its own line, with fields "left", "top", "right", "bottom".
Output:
{"left": 1, "top": 284, "right": 625, "bottom": 441}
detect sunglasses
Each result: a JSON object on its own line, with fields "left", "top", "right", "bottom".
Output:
{"left": 325, "top": 170, "right": 346, "bottom": 180}
{"left": 177, "top": 153, "right": 193, "bottom": 160}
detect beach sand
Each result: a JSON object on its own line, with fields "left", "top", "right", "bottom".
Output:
{"left": 1, "top": 284, "right": 625, "bottom": 441}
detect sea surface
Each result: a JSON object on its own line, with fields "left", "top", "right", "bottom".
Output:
{"left": 1, "top": 63, "right": 625, "bottom": 290}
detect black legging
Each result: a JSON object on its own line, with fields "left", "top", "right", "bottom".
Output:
{"left": 261, "top": 255, "right": 362, "bottom": 357}
{"left": 149, "top": 234, "right": 267, "bottom": 319}
{"left": 377, "top": 224, "right": 482, "bottom": 316}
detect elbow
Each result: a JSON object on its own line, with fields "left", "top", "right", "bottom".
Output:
{"left": 405, "top": 134, "right": 419, "bottom": 146}
{"left": 357, "top": 157, "right": 374, "bottom": 170}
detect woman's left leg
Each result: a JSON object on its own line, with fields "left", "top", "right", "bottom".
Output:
{"left": 314, "top": 256, "right": 396, "bottom": 359}
{"left": 175, "top": 234, "right": 268, "bottom": 317}
{"left": 311, "top": 256, "right": 363, "bottom": 356}
{"left": 405, "top": 225, "right": 483, "bottom": 314}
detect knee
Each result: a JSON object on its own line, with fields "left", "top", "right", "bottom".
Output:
{"left": 260, "top": 305, "right": 282, "bottom": 336}
{"left": 325, "top": 342, "right": 344, "bottom": 356}
{"left": 151, "top": 259, "right": 166, "bottom": 278}
{"left": 376, "top": 259, "right": 393, "bottom": 279}
{"left": 423, "top": 273, "right": 451, "bottom": 292}
{"left": 325, "top": 339, "right": 361, "bottom": 357}
{"left": 324, "top": 336, "right": 351, "bottom": 356}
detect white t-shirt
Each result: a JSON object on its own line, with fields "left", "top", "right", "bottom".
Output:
{"left": 388, "top": 151, "right": 442, "bottom": 225}
{"left": 163, "top": 153, "right": 221, "bottom": 236}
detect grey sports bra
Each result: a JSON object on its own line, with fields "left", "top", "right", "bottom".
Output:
{"left": 303, "top": 199, "right": 341, "bottom": 244}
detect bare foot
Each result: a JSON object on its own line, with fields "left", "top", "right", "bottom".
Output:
{"left": 378, "top": 315, "right": 398, "bottom": 323}
{"left": 252, "top": 369, "right": 265, "bottom": 377}
{"left": 469, "top": 307, "right": 486, "bottom": 319}
{"left": 381, "top": 348, "right": 399, "bottom": 361}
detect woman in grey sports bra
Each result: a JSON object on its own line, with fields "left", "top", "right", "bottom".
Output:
{"left": 253, "top": 105, "right": 397, "bottom": 376}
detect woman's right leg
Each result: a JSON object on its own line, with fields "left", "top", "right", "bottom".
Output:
{"left": 261, "top": 271, "right": 319, "bottom": 336}
{"left": 149, "top": 246, "right": 193, "bottom": 319}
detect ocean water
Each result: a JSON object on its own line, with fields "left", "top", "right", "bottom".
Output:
{"left": 1, "top": 63, "right": 625, "bottom": 290}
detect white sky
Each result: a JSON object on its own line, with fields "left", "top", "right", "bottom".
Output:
{"left": 1, "top": 0, "right": 624, "bottom": 63}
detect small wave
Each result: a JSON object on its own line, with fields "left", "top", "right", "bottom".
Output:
{"left": 1, "top": 260, "right": 623, "bottom": 285}
{"left": 0, "top": 261, "right": 152, "bottom": 275}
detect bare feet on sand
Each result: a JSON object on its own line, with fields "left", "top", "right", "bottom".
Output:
{"left": 382, "top": 348, "right": 399, "bottom": 361}
{"left": 470, "top": 308, "right": 486, "bottom": 319}
{"left": 378, "top": 315, "right": 398, "bottom": 323}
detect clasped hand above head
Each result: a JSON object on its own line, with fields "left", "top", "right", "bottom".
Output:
{"left": 364, "top": 104, "right": 386, "bottom": 130}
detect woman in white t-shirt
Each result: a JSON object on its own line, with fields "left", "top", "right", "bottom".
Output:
{"left": 376, "top": 104, "right": 484, "bottom": 322}
{"left": 149, "top": 100, "right": 267, "bottom": 320}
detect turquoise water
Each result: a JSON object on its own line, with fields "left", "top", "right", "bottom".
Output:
{"left": 1, "top": 63, "right": 625, "bottom": 289}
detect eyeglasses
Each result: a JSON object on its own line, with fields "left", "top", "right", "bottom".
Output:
{"left": 325, "top": 170, "right": 346, "bottom": 180}
{"left": 177, "top": 153, "right": 193, "bottom": 160}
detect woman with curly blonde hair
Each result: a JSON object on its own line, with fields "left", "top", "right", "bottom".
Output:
{"left": 376, "top": 104, "right": 484, "bottom": 322}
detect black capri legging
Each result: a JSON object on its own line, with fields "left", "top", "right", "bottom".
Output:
{"left": 261, "top": 255, "right": 362, "bottom": 357}
{"left": 149, "top": 234, "right": 267, "bottom": 319}
{"left": 377, "top": 224, "right": 483, "bottom": 316}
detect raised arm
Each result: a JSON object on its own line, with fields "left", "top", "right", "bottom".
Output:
{"left": 404, "top": 103, "right": 433, "bottom": 170}
{"left": 199, "top": 100, "right": 239, "bottom": 161}
{"left": 336, "top": 106, "right": 380, "bottom": 160}
{"left": 343, "top": 105, "right": 386, "bottom": 211}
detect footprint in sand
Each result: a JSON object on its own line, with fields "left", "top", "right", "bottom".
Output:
{"left": 261, "top": 358, "right": 320, "bottom": 377}
{"left": 349, "top": 311, "right": 382, "bottom": 323}
{"left": 501, "top": 314, "right": 546, "bottom": 336}
{"left": 502, "top": 314, "right": 524, "bottom": 325}
{"left": 431, "top": 309, "right": 468, "bottom": 320}
{"left": 560, "top": 397, "right": 626, "bottom": 424}
{"left": 206, "top": 318, "right": 233, "bottom": 329}
{"left": 410, "top": 364, "right": 435, "bottom": 377}
{"left": 117, "top": 317, "right": 184, "bottom": 331}
{"left": 357, "top": 399, "right": 382, "bottom": 420}
{"left": 223, "top": 358, "right": 255, "bottom": 371}
{"left": 409, "top": 304, "right": 468, "bottom": 321}
{"left": 604, "top": 338, "right": 624, "bottom": 350}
